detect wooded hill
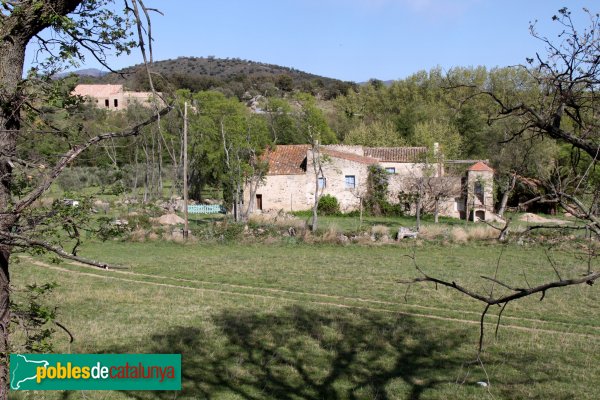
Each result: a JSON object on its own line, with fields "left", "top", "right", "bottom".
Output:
{"left": 80, "top": 56, "right": 356, "bottom": 100}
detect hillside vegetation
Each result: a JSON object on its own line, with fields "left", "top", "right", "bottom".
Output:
{"left": 80, "top": 56, "right": 356, "bottom": 100}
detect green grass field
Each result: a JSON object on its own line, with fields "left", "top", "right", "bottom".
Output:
{"left": 10, "top": 240, "right": 600, "bottom": 399}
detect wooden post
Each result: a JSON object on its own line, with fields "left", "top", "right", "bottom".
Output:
{"left": 183, "top": 101, "right": 189, "bottom": 239}
{"left": 359, "top": 196, "right": 363, "bottom": 227}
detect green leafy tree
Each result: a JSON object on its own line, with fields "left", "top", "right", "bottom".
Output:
{"left": 412, "top": 119, "right": 463, "bottom": 160}
{"left": 365, "top": 165, "right": 390, "bottom": 217}
{"left": 344, "top": 120, "right": 406, "bottom": 147}
{"left": 187, "top": 91, "right": 270, "bottom": 221}
{"left": 262, "top": 97, "right": 301, "bottom": 144}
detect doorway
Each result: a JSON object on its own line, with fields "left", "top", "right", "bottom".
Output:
{"left": 256, "top": 194, "right": 263, "bottom": 211}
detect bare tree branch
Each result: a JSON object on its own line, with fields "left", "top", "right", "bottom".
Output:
{"left": 0, "top": 231, "right": 126, "bottom": 270}
{"left": 13, "top": 105, "right": 171, "bottom": 215}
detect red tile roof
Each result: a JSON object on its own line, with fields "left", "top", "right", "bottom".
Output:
{"left": 468, "top": 161, "right": 494, "bottom": 172}
{"left": 265, "top": 145, "right": 310, "bottom": 175}
{"left": 364, "top": 147, "right": 427, "bottom": 162}
{"left": 322, "top": 148, "right": 379, "bottom": 165}
{"left": 264, "top": 145, "right": 380, "bottom": 175}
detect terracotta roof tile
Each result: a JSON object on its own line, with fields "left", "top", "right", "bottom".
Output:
{"left": 265, "top": 145, "right": 310, "bottom": 175}
{"left": 322, "top": 148, "right": 379, "bottom": 164}
{"left": 468, "top": 161, "right": 494, "bottom": 172}
{"left": 364, "top": 147, "right": 427, "bottom": 162}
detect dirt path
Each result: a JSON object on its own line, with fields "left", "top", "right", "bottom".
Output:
{"left": 27, "top": 259, "right": 600, "bottom": 339}
{"left": 63, "top": 260, "right": 596, "bottom": 331}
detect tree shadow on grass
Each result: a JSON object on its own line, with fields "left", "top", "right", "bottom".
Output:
{"left": 101, "top": 305, "right": 473, "bottom": 400}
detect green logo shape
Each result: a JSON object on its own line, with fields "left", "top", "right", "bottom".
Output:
{"left": 10, "top": 354, "right": 181, "bottom": 391}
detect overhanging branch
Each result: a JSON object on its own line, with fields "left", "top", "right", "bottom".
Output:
{"left": 12, "top": 105, "right": 172, "bottom": 214}
{"left": 0, "top": 231, "right": 125, "bottom": 270}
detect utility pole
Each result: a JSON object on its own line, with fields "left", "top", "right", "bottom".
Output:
{"left": 183, "top": 101, "right": 189, "bottom": 239}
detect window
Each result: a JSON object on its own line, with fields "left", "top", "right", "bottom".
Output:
{"left": 104, "top": 99, "right": 109, "bottom": 108}
{"left": 385, "top": 167, "right": 396, "bottom": 174}
{"left": 318, "top": 177, "right": 326, "bottom": 189}
{"left": 114, "top": 99, "right": 119, "bottom": 108}
{"left": 345, "top": 175, "right": 356, "bottom": 189}
{"left": 474, "top": 182, "right": 484, "bottom": 203}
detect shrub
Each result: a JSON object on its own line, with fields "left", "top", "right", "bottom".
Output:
{"left": 125, "top": 214, "right": 152, "bottom": 230}
{"left": 214, "top": 221, "right": 245, "bottom": 242}
{"left": 318, "top": 194, "right": 340, "bottom": 216}
{"left": 371, "top": 225, "right": 390, "bottom": 240}
{"left": 365, "top": 165, "right": 405, "bottom": 217}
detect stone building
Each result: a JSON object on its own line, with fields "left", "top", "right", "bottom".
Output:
{"left": 244, "top": 144, "right": 495, "bottom": 221}
{"left": 464, "top": 161, "right": 495, "bottom": 221}
{"left": 72, "top": 84, "right": 160, "bottom": 111}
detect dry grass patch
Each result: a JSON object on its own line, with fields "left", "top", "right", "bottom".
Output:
{"left": 249, "top": 212, "right": 306, "bottom": 230}
{"left": 371, "top": 225, "right": 390, "bottom": 239}
{"left": 419, "top": 225, "right": 448, "bottom": 240}
{"left": 467, "top": 225, "right": 498, "bottom": 240}
{"left": 322, "top": 224, "right": 342, "bottom": 243}
{"left": 129, "top": 228, "right": 147, "bottom": 242}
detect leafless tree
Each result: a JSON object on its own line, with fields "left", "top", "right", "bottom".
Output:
{"left": 403, "top": 7, "right": 600, "bottom": 360}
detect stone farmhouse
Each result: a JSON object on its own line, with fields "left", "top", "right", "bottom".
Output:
{"left": 244, "top": 144, "right": 496, "bottom": 221}
{"left": 72, "top": 84, "right": 160, "bottom": 111}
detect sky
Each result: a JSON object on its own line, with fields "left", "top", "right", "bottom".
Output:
{"left": 25, "top": 0, "right": 596, "bottom": 82}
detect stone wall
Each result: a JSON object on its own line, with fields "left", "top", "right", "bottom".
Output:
{"left": 248, "top": 174, "right": 311, "bottom": 213}
{"left": 387, "top": 175, "right": 463, "bottom": 219}
{"left": 316, "top": 153, "right": 369, "bottom": 212}
{"left": 246, "top": 152, "right": 372, "bottom": 213}
{"left": 380, "top": 162, "right": 431, "bottom": 177}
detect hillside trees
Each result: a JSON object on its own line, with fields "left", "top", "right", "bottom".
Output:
{"left": 262, "top": 97, "right": 302, "bottom": 144}
{"left": 403, "top": 7, "right": 600, "bottom": 357}
{"left": 0, "top": 0, "right": 168, "bottom": 396}
{"left": 335, "top": 68, "right": 476, "bottom": 154}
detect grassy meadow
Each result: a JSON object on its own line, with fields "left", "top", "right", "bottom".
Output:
{"left": 9, "top": 237, "right": 600, "bottom": 399}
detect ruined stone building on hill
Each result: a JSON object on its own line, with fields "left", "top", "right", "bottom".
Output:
{"left": 72, "top": 84, "right": 160, "bottom": 111}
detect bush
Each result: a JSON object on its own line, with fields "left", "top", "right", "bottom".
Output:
{"left": 214, "top": 221, "right": 245, "bottom": 242}
{"left": 317, "top": 194, "right": 340, "bottom": 216}
{"left": 371, "top": 224, "right": 390, "bottom": 240}
{"left": 125, "top": 214, "right": 152, "bottom": 230}
{"left": 364, "top": 165, "right": 405, "bottom": 217}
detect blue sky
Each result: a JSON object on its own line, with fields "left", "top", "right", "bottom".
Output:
{"left": 26, "top": 0, "right": 595, "bottom": 82}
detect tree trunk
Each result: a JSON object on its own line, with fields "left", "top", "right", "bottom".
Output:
{"left": 0, "top": 2, "right": 113, "bottom": 395}
{"left": 312, "top": 177, "right": 319, "bottom": 232}
{"left": 415, "top": 179, "right": 423, "bottom": 231}
{"left": 359, "top": 196, "right": 363, "bottom": 228}
{"left": 416, "top": 196, "right": 421, "bottom": 231}
{"left": 434, "top": 197, "right": 439, "bottom": 223}
{"left": 310, "top": 144, "right": 321, "bottom": 233}
{"left": 0, "top": 251, "right": 9, "bottom": 399}
{"left": 497, "top": 174, "right": 517, "bottom": 217}
{"left": 0, "top": 36, "right": 27, "bottom": 398}
{"left": 157, "top": 130, "right": 163, "bottom": 193}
